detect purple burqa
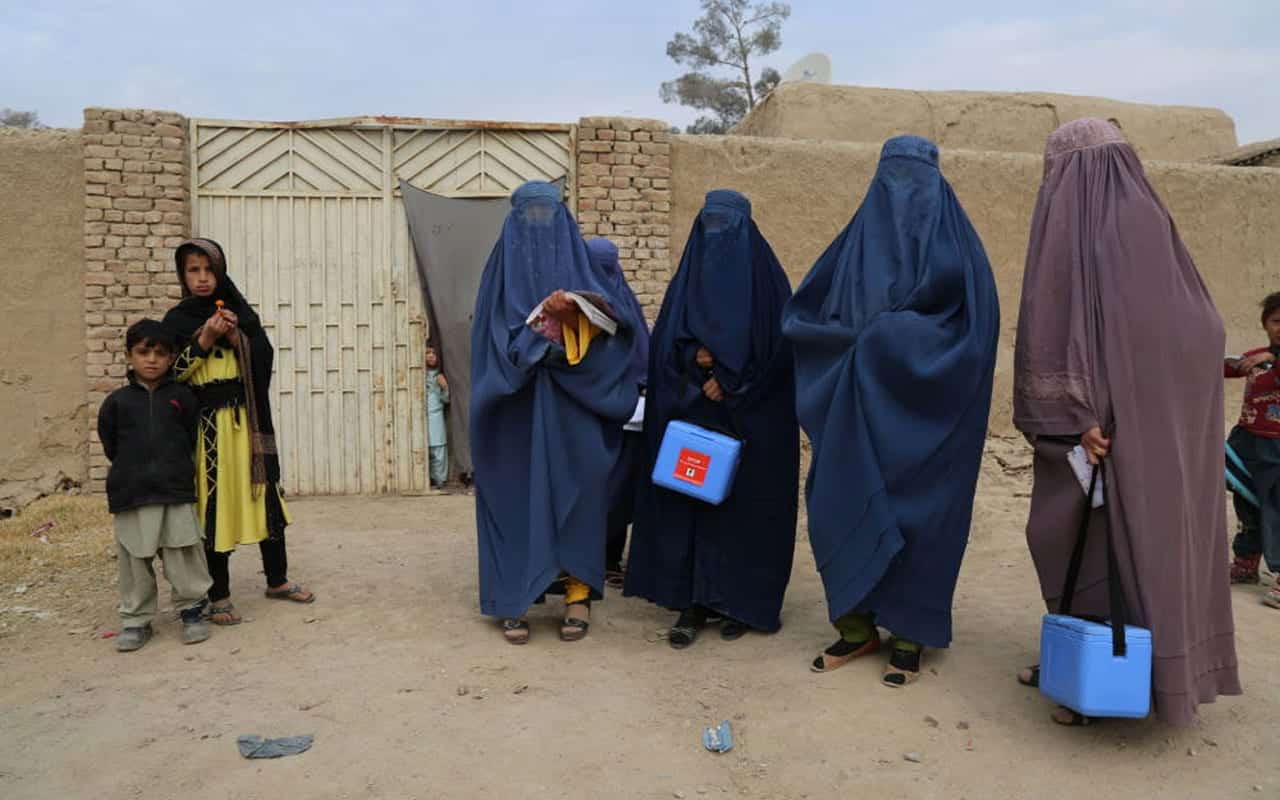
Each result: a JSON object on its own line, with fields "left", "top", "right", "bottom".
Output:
{"left": 1014, "top": 119, "right": 1241, "bottom": 725}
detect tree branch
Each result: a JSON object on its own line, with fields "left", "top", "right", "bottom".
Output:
{"left": 661, "top": 1, "right": 790, "bottom": 133}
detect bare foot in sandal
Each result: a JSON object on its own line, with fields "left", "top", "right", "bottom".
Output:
{"left": 207, "top": 601, "right": 242, "bottom": 626}
{"left": 561, "top": 602, "right": 590, "bottom": 642}
{"left": 1051, "top": 706, "right": 1092, "bottom": 726}
{"left": 265, "top": 582, "right": 315, "bottom": 603}
{"left": 501, "top": 618, "right": 530, "bottom": 645}
{"left": 1017, "top": 665, "right": 1040, "bottom": 687}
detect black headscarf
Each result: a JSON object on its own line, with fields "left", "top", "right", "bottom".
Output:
{"left": 163, "top": 238, "right": 280, "bottom": 486}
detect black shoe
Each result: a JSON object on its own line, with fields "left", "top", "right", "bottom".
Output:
{"left": 669, "top": 607, "right": 708, "bottom": 650}
{"left": 180, "top": 607, "right": 211, "bottom": 645}
{"left": 720, "top": 618, "right": 750, "bottom": 641}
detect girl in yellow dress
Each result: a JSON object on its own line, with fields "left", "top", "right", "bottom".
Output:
{"left": 164, "top": 239, "right": 314, "bottom": 625}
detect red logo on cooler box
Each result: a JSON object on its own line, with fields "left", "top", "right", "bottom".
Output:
{"left": 675, "top": 448, "right": 711, "bottom": 487}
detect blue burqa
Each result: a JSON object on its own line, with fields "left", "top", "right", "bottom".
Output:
{"left": 624, "top": 190, "right": 799, "bottom": 632}
{"left": 586, "top": 237, "right": 649, "bottom": 385}
{"left": 782, "top": 136, "right": 1000, "bottom": 647}
{"left": 470, "top": 182, "right": 645, "bottom": 618}
{"left": 587, "top": 237, "right": 650, "bottom": 568}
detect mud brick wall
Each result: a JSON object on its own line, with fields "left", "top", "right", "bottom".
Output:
{"left": 0, "top": 128, "right": 86, "bottom": 511}
{"left": 82, "top": 108, "right": 191, "bottom": 492}
{"left": 574, "top": 117, "right": 672, "bottom": 320}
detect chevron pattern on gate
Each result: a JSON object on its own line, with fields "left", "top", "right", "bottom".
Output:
{"left": 190, "top": 117, "right": 576, "bottom": 495}
{"left": 196, "top": 123, "right": 573, "bottom": 197}
{"left": 393, "top": 127, "right": 572, "bottom": 196}
{"left": 195, "top": 125, "right": 385, "bottom": 193}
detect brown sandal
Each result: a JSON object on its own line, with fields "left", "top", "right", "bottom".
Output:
{"left": 265, "top": 582, "right": 316, "bottom": 604}
{"left": 1052, "top": 706, "right": 1093, "bottom": 726}
{"left": 560, "top": 601, "right": 591, "bottom": 642}
{"left": 1017, "top": 665, "right": 1040, "bottom": 687}
{"left": 810, "top": 635, "right": 881, "bottom": 673}
{"left": 206, "top": 602, "right": 242, "bottom": 626}
{"left": 501, "top": 618, "right": 530, "bottom": 645}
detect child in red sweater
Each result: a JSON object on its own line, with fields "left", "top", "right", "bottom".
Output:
{"left": 1225, "top": 291, "right": 1280, "bottom": 606}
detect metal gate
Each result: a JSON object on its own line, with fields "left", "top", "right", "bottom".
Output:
{"left": 189, "top": 116, "right": 575, "bottom": 494}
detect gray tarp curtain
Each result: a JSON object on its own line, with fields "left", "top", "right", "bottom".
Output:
{"left": 399, "top": 177, "right": 566, "bottom": 479}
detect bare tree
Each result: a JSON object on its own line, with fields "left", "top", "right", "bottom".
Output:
{"left": 0, "top": 109, "right": 45, "bottom": 129}
{"left": 660, "top": 0, "right": 791, "bottom": 134}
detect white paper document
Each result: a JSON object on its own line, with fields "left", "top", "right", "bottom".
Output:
{"left": 1067, "top": 445, "right": 1105, "bottom": 509}
{"left": 526, "top": 291, "right": 618, "bottom": 336}
{"left": 624, "top": 396, "right": 645, "bottom": 432}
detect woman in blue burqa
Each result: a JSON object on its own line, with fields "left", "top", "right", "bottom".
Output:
{"left": 782, "top": 137, "right": 999, "bottom": 687}
{"left": 470, "top": 181, "right": 645, "bottom": 645}
{"left": 585, "top": 237, "right": 650, "bottom": 588}
{"left": 625, "top": 189, "right": 799, "bottom": 649}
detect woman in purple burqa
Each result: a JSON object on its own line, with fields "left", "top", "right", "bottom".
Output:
{"left": 1013, "top": 118, "right": 1241, "bottom": 726}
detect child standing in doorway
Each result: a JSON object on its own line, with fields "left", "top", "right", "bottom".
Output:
{"left": 1225, "top": 290, "right": 1280, "bottom": 606}
{"left": 97, "top": 319, "right": 212, "bottom": 652}
{"left": 425, "top": 344, "right": 450, "bottom": 490}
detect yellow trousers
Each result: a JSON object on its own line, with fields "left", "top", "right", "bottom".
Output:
{"left": 564, "top": 575, "right": 590, "bottom": 604}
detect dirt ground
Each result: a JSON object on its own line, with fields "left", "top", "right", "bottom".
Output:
{"left": 1, "top": 439, "right": 1276, "bottom": 800}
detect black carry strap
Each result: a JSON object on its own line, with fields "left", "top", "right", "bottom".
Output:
{"left": 1057, "top": 457, "right": 1129, "bottom": 657}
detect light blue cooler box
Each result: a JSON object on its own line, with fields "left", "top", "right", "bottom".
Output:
{"left": 651, "top": 420, "right": 742, "bottom": 505}
{"left": 1039, "top": 613, "right": 1152, "bottom": 718}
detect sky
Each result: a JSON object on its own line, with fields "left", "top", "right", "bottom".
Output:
{"left": 3, "top": 1, "right": 1277, "bottom": 144}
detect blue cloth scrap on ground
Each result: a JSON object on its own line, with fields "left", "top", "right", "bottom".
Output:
{"left": 702, "top": 720, "right": 734, "bottom": 753}
{"left": 237, "top": 734, "right": 314, "bottom": 759}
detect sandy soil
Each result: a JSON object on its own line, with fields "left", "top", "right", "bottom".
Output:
{"left": 0, "top": 440, "right": 1276, "bottom": 800}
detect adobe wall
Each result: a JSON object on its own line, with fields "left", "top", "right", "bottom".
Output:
{"left": 670, "top": 134, "right": 1280, "bottom": 437}
{"left": 1207, "top": 138, "right": 1280, "bottom": 168}
{"left": 81, "top": 108, "right": 192, "bottom": 494}
{"left": 735, "top": 83, "right": 1239, "bottom": 163}
{"left": 574, "top": 116, "right": 673, "bottom": 320}
{"left": 0, "top": 128, "right": 86, "bottom": 511}
{"left": 1, "top": 107, "right": 1270, "bottom": 505}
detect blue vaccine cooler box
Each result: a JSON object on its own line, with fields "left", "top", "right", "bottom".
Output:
{"left": 1039, "top": 613, "right": 1152, "bottom": 718}
{"left": 651, "top": 420, "right": 742, "bottom": 505}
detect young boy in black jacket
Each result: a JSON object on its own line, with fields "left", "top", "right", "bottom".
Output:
{"left": 97, "top": 319, "right": 213, "bottom": 651}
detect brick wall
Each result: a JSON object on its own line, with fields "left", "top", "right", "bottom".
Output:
{"left": 574, "top": 117, "right": 672, "bottom": 320}
{"left": 82, "top": 108, "right": 191, "bottom": 492}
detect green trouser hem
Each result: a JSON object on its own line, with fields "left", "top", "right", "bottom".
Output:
{"left": 833, "top": 611, "right": 922, "bottom": 652}
{"left": 834, "top": 611, "right": 874, "bottom": 643}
